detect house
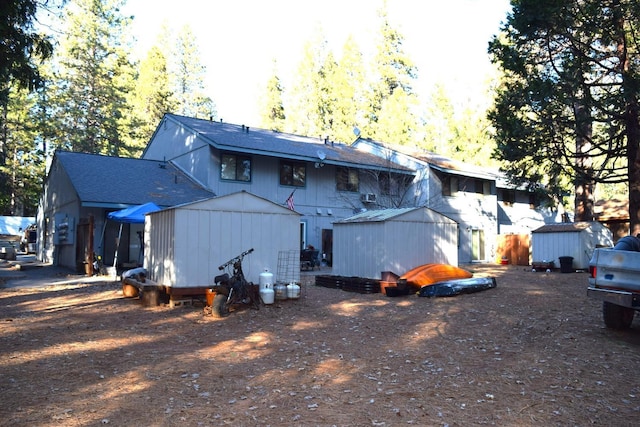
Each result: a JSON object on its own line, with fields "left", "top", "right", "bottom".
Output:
{"left": 142, "top": 113, "right": 416, "bottom": 265}
{"left": 352, "top": 139, "right": 562, "bottom": 264}
{"left": 37, "top": 151, "right": 215, "bottom": 270}
{"left": 39, "top": 113, "right": 562, "bottom": 274}
{"left": 594, "top": 198, "right": 629, "bottom": 242}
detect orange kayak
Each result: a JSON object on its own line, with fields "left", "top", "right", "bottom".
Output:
{"left": 398, "top": 263, "right": 473, "bottom": 290}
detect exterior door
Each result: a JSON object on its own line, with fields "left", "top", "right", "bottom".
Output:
{"left": 471, "top": 229, "right": 485, "bottom": 261}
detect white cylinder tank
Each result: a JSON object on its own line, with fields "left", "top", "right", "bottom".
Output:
{"left": 260, "top": 284, "right": 275, "bottom": 305}
{"left": 287, "top": 282, "right": 301, "bottom": 299}
{"left": 259, "top": 269, "right": 274, "bottom": 290}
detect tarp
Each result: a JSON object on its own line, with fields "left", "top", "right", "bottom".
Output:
{"left": 107, "top": 203, "right": 161, "bottom": 270}
{"left": 107, "top": 202, "right": 161, "bottom": 224}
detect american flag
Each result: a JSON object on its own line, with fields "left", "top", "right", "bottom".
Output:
{"left": 286, "top": 190, "right": 295, "bottom": 210}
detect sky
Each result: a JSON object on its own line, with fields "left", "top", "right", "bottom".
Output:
{"left": 122, "top": 0, "right": 512, "bottom": 128}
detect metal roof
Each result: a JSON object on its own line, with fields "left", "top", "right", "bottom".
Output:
{"left": 335, "top": 207, "right": 456, "bottom": 224}
{"left": 532, "top": 222, "right": 596, "bottom": 233}
{"left": 52, "top": 151, "right": 215, "bottom": 208}
{"left": 158, "top": 114, "right": 415, "bottom": 174}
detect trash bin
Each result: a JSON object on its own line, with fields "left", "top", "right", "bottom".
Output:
{"left": 558, "top": 256, "right": 574, "bottom": 273}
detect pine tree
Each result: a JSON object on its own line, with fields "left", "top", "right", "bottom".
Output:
{"left": 365, "top": 6, "right": 419, "bottom": 144}
{"left": 52, "top": 0, "right": 137, "bottom": 156}
{"left": 171, "top": 24, "right": 216, "bottom": 119}
{"left": 330, "top": 36, "right": 367, "bottom": 144}
{"left": 0, "top": 86, "right": 46, "bottom": 215}
{"left": 0, "top": 0, "right": 55, "bottom": 214}
{"left": 287, "top": 27, "right": 330, "bottom": 138}
{"left": 130, "top": 45, "right": 176, "bottom": 146}
{"left": 259, "top": 61, "right": 286, "bottom": 132}
{"left": 489, "top": 0, "right": 640, "bottom": 226}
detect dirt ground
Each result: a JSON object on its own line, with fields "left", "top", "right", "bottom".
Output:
{"left": 1, "top": 262, "right": 640, "bottom": 427}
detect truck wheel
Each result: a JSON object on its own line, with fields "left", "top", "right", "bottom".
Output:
{"left": 211, "top": 294, "right": 229, "bottom": 318}
{"left": 602, "top": 301, "right": 635, "bottom": 329}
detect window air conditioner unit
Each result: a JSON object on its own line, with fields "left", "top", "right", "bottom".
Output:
{"left": 361, "top": 193, "right": 377, "bottom": 203}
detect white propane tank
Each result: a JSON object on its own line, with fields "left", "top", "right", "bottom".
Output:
{"left": 274, "top": 282, "right": 288, "bottom": 300}
{"left": 259, "top": 269, "right": 274, "bottom": 290}
{"left": 287, "top": 282, "right": 301, "bottom": 299}
{"left": 260, "top": 283, "right": 275, "bottom": 305}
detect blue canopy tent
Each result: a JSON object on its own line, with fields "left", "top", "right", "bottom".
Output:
{"left": 107, "top": 202, "right": 161, "bottom": 269}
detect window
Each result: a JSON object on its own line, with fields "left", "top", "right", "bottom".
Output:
{"left": 442, "top": 175, "right": 458, "bottom": 196}
{"left": 280, "top": 161, "right": 306, "bottom": 187}
{"left": 501, "top": 189, "right": 516, "bottom": 206}
{"left": 221, "top": 153, "right": 251, "bottom": 181}
{"left": 529, "top": 191, "right": 539, "bottom": 209}
{"left": 380, "top": 172, "right": 412, "bottom": 196}
{"left": 336, "top": 167, "right": 359, "bottom": 192}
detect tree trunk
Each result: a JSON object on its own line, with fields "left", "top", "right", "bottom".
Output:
{"left": 574, "top": 99, "right": 595, "bottom": 221}
{"left": 626, "top": 102, "right": 640, "bottom": 235}
{"left": 616, "top": 6, "right": 640, "bottom": 235}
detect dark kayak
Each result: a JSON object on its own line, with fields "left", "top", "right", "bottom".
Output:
{"left": 418, "top": 277, "right": 497, "bottom": 298}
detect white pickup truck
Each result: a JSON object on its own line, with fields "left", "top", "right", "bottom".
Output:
{"left": 588, "top": 236, "right": 640, "bottom": 329}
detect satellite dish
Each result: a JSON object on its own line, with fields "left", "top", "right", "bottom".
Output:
{"left": 353, "top": 127, "right": 361, "bottom": 137}
{"left": 317, "top": 150, "right": 326, "bottom": 161}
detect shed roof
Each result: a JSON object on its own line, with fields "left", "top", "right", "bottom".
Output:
{"left": 532, "top": 222, "right": 599, "bottom": 233}
{"left": 52, "top": 150, "right": 215, "bottom": 208}
{"left": 335, "top": 207, "right": 456, "bottom": 224}
{"left": 153, "top": 114, "right": 414, "bottom": 174}
{"left": 160, "top": 190, "right": 301, "bottom": 216}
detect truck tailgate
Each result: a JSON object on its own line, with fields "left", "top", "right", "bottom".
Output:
{"left": 589, "top": 248, "right": 640, "bottom": 292}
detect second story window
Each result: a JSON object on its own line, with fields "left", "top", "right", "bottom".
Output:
{"left": 221, "top": 153, "right": 251, "bottom": 182}
{"left": 280, "top": 161, "right": 306, "bottom": 187}
{"left": 336, "top": 167, "right": 359, "bottom": 192}
{"left": 442, "top": 175, "right": 458, "bottom": 196}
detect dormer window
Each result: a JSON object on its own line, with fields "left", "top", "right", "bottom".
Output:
{"left": 221, "top": 153, "right": 251, "bottom": 182}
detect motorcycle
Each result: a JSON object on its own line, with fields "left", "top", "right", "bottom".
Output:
{"left": 209, "top": 248, "right": 260, "bottom": 317}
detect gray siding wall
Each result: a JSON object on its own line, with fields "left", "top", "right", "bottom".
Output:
{"left": 144, "top": 127, "right": 374, "bottom": 251}
{"left": 333, "top": 216, "right": 458, "bottom": 279}
{"left": 38, "top": 161, "right": 80, "bottom": 268}
{"left": 144, "top": 194, "right": 300, "bottom": 288}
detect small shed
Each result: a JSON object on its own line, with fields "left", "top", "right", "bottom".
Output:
{"left": 144, "top": 191, "right": 300, "bottom": 289}
{"left": 531, "top": 221, "right": 613, "bottom": 270}
{"left": 332, "top": 207, "right": 458, "bottom": 280}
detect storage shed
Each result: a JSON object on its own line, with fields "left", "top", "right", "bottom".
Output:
{"left": 531, "top": 221, "right": 613, "bottom": 270}
{"left": 332, "top": 207, "right": 459, "bottom": 280}
{"left": 144, "top": 191, "right": 300, "bottom": 290}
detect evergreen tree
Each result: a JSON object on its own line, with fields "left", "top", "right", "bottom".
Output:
{"left": 0, "top": 0, "right": 56, "bottom": 214}
{"left": 423, "top": 84, "right": 456, "bottom": 155}
{"left": 130, "top": 45, "right": 175, "bottom": 146}
{"left": 423, "top": 83, "right": 498, "bottom": 166}
{"left": 287, "top": 27, "right": 330, "bottom": 138}
{"left": 52, "top": 0, "right": 137, "bottom": 156}
{"left": 0, "top": 86, "right": 45, "bottom": 215}
{"left": 171, "top": 24, "right": 216, "bottom": 119}
{"left": 365, "top": 6, "right": 419, "bottom": 144}
{"left": 489, "top": 0, "right": 640, "bottom": 226}
{"left": 259, "top": 61, "right": 286, "bottom": 132}
{"left": 330, "top": 36, "right": 367, "bottom": 143}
